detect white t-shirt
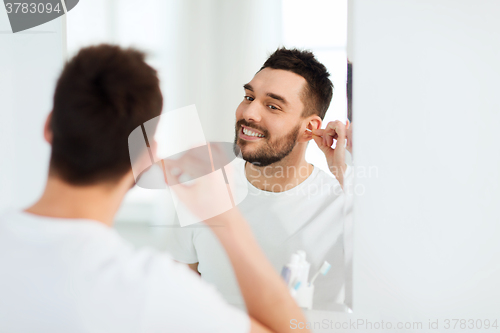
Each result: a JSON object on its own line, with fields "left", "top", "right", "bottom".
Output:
{"left": 0, "top": 211, "right": 249, "bottom": 333}
{"left": 165, "top": 158, "right": 351, "bottom": 311}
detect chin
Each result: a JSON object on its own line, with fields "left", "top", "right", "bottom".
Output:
{"left": 239, "top": 142, "right": 259, "bottom": 154}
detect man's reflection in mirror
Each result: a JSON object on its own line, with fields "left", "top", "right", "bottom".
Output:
{"left": 164, "top": 48, "right": 353, "bottom": 311}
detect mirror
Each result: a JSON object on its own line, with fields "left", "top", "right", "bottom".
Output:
{"left": 67, "top": 0, "right": 352, "bottom": 312}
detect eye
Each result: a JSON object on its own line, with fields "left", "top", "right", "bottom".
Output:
{"left": 268, "top": 105, "right": 279, "bottom": 110}
{"left": 244, "top": 96, "right": 254, "bottom": 102}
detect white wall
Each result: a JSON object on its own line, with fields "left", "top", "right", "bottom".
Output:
{"left": 164, "top": 0, "right": 283, "bottom": 142}
{"left": 282, "top": 0, "right": 349, "bottom": 175}
{"left": 0, "top": 10, "right": 65, "bottom": 213}
{"left": 304, "top": 0, "right": 500, "bottom": 331}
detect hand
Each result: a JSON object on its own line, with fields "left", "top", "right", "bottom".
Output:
{"left": 162, "top": 143, "right": 236, "bottom": 225}
{"left": 311, "top": 120, "right": 348, "bottom": 188}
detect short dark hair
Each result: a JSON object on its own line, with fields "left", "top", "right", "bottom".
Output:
{"left": 259, "top": 47, "right": 333, "bottom": 120}
{"left": 49, "top": 44, "right": 163, "bottom": 185}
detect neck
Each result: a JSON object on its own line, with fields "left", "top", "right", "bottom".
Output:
{"left": 245, "top": 143, "right": 313, "bottom": 192}
{"left": 25, "top": 174, "right": 132, "bottom": 226}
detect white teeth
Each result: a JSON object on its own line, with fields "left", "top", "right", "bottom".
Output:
{"left": 243, "top": 127, "right": 264, "bottom": 138}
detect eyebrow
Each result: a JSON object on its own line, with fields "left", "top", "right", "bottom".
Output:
{"left": 267, "top": 92, "right": 288, "bottom": 105}
{"left": 243, "top": 83, "right": 253, "bottom": 92}
{"left": 243, "top": 83, "right": 288, "bottom": 105}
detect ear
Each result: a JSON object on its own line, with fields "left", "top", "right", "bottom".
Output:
{"left": 44, "top": 112, "right": 53, "bottom": 145}
{"left": 299, "top": 115, "right": 322, "bottom": 143}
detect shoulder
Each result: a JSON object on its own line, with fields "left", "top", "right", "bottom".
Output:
{"left": 311, "top": 166, "right": 341, "bottom": 185}
{"left": 303, "top": 166, "right": 346, "bottom": 199}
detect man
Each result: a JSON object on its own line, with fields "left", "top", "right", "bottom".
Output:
{"left": 0, "top": 45, "right": 309, "bottom": 333}
{"left": 165, "top": 48, "right": 351, "bottom": 310}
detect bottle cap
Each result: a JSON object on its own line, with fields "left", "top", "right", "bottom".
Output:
{"left": 297, "top": 250, "right": 306, "bottom": 262}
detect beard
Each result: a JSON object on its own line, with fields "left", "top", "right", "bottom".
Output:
{"left": 233, "top": 119, "right": 301, "bottom": 167}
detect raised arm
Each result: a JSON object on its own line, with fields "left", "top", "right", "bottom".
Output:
{"left": 163, "top": 145, "right": 310, "bottom": 333}
{"left": 208, "top": 209, "right": 309, "bottom": 333}
{"left": 311, "top": 120, "right": 348, "bottom": 188}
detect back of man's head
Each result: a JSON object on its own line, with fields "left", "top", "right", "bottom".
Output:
{"left": 49, "top": 44, "right": 163, "bottom": 185}
{"left": 260, "top": 47, "right": 333, "bottom": 120}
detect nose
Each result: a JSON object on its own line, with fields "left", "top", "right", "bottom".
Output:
{"left": 241, "top": 100, "right": 262, "bottom": 123}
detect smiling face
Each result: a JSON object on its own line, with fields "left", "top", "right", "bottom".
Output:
{"left": 234, "top": 68, "right": 317, "bottom": 167}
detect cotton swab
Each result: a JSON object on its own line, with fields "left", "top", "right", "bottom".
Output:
{"left": 309, "top": 261, "right": 331, "bottom": 286}
{"left": 305, "top": 128, "right": 320, "bottom": 136}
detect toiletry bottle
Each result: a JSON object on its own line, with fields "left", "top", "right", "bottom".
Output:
{"left": 285, "top": 253, "right": 300, "bottom": 289}
{"left": 295, "top": 251, "right": 313, "bottom": 309}
{"left": 296, "top": 250, "right": 310, "bottom": 286}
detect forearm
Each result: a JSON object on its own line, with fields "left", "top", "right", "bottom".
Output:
{"left": 207, "top": 209, "right": 309, "bottom": 333}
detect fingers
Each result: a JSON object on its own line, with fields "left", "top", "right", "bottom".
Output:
{"left": 312, "top": 134, "right": 327, "bottom": 153}
{"left": 163, "top": 157, "right": 204, "bottom": 204}
{"left": 312, "top": 128, "right": 325, "bottom": 137}
{"left": 163, "top": 155, "right": 206, "bottom": 186}
{"left": 324, "top": 120, "right": 346, "bottom": 140}
{"left": 311, "top": 120, "right": 347, "bottom": 148}
{"left": 323, "top": 130, "right": 334, "bottom": 148}
{"left": 163, "top": 142, "right": 230, "bottom": 187}
{"left": 162, "top": 158, "right": 182, "bottom": 186}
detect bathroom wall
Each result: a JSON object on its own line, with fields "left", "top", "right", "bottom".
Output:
{"left": 348, "top": 0, "right": 500, "bottom": 327}
{"left": 304, "top": 1, "right": 500, "bottom": 331}
{"left": 0, "top": 9, "right": 66, "bottom": 212}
